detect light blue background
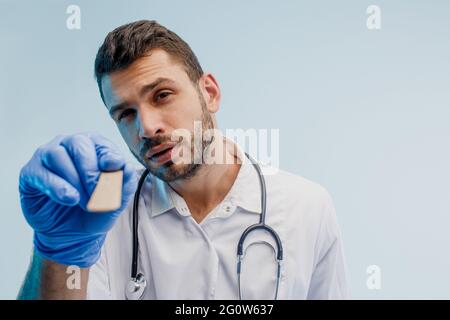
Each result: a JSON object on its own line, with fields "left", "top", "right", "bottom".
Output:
{"left": 1, "top": 0, "right": 449, "bottom": 299}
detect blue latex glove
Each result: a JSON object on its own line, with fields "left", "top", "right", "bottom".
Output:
{"left": 19, "top": 133, "right": 137, "bottom": 268}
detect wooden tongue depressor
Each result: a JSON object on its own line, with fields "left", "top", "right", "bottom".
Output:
{"left": 87, "top": 170, "right": 123, "bottom": 212}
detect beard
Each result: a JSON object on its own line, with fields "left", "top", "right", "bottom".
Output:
{"left": 130, "top": 90, "right": 215, "bottom": 182}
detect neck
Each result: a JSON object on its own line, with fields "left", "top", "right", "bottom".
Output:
{"left": 168, "top": 137, "right": 241, "bottom": 224}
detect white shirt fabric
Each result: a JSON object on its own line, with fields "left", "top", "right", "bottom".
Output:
{"left": 87, "top": 143, "right": 350, "bottom": 300}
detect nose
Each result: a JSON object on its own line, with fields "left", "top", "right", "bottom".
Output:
{"left": 136, "top": 105, "right": 165, "bottom": 140}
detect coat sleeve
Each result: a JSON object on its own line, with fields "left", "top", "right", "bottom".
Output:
{"left": 307, "top": 190, "right": 351, "bottom": 299}
{"left": 86, "top": 245, "right": 113, "bottom": 300}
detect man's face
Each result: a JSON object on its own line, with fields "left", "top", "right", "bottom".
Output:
{"left": 101, "top": 49, "right": 217, "bottom": 182}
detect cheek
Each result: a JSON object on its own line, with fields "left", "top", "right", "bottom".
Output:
{"left": 117, "top": 122, "right": 139, "bottom": 150}
{"left": 170, "top": 113, "right": 197, "bottom": 134}
{"left": 173, "top": 98, "right": 204, "bottom": 129}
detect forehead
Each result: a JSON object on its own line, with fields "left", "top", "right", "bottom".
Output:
{"left": 101, "top": 49, "right": 191, "bottom": 108}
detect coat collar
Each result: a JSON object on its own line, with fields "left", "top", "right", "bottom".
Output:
{"left": 146, "top": 136, "right": 262, "bottom": 219}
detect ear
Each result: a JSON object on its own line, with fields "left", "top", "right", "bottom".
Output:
{"left": 199, "top": 73, "right": 221, "bottom": 113}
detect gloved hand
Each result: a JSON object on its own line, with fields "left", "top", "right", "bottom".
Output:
{"left": 19, "top": 132, "right": 137, "bottom": 268}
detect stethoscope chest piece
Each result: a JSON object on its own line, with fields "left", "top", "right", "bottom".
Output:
{"left": 125, "top": 273, "right": 147, "bottom": 300}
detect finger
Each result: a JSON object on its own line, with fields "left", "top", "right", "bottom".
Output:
{"left": 19, "top": 158, "right": 80, "bottom": 206}
{"left": 87, "top": 132, "right": 125, "bottom": 172}
{"left": 44, "top": 134, "right": 66, "bottom": 148}
{"left": 60, "top": 134, "right": 100, "bottom": 196}
{"left": 40, "top": 145, "right": 88, "bottom": 202}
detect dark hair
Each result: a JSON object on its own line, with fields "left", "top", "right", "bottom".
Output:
{"left": 94, "top": 20, "right": 204, "bottom": 102}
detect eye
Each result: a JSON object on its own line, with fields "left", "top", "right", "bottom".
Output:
{"left": 117, "top": 109, "right": 136, "bottom": 121}
{"left": 155, "top": 91, "right": 172, "bottom": 102}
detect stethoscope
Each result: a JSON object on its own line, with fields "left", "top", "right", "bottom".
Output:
{"left": 125, "top": 153, "right": 284, "bottom": 300}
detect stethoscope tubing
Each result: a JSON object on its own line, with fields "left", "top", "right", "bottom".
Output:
{"left": 127, "top": 152, "right": 284, "bottom": 299}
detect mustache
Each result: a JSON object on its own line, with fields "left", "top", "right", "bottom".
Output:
{"left": 139, "top": 135, "right": 173, "bottom": 159}
{"left": 139, "top": 135, "right": 186, "bottom": 160}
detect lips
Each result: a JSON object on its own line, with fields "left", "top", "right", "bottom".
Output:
{"left": 146, "top": 142, "right": 177, "bottom": 163}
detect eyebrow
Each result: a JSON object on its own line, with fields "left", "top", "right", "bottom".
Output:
{"left": 108, "top": 77, "right": 176, "bottom": 118}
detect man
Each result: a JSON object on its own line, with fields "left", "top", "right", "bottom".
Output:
{"left": 18, "top": 20, "right": 349, "bottom": 299}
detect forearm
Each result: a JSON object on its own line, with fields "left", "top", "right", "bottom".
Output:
{"left": 18, "top": 249, "right": 90, "bottom": 300}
